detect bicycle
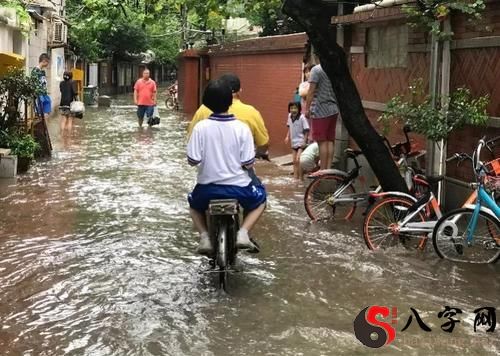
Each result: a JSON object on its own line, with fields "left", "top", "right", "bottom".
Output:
{"left": 304, "top": 125, "right": 425, "bottom": 222}
{"left": 362, "top": 136, "right": 499, "bottom": 252}
{"left": 432, "top": 137, "right": 500, "bottom": 264}
{"left": 165, "top": 84, "right": 178, "bottom": 110}
{"left": 362, "top": 174, "right": 444, "bottom": 250}
{"left": 204, "top": 199, "right": 240, "bottom": 291}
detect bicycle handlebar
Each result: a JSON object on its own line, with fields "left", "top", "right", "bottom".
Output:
{"left": 485, "top": 135, "right": 500, "bottom": 154}
{"left": 486, "top": 136, "right": 500, "bottom": 146}
{"left": 446, "top": 153, "right": 471, "bottom": 163}
{"left": 381, "top": 127, "right": 412, "bottom": 158}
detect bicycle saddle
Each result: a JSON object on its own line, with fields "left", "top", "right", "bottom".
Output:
{"left": 416, "top": 175, "right": 445, "bottom": 184}
{"left": 308, "top": 169, "right": 348, "bottom": 178}
{"left": 345, "top": 148, "right": 363, "bottom": 158}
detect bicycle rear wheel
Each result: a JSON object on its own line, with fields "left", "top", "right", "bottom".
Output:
{"left": 216, "top": 220, "right": 228, "bottom": 290}
{"left": 363, "top": 196, "right": 427, "bottom": 250}
{"left": 432, "top": 208, "right": 500, "bottom": 264}
{"left": 165, "top": 97, "right": 175, "bottom": 110}
{"left": 304, "top": 174, "right": 356, "bottom": 221}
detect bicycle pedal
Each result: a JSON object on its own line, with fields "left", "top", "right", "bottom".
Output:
{"left": 247, "top": 239, "right": 260, "bottom": 254}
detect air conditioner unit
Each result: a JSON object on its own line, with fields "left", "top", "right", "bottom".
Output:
{"left": 52, "top": 21, "right": 66, "bottom": 43}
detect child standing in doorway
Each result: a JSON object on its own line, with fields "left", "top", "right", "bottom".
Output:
{"left": 284, "top": 102, "right": 309, "bottom": 180}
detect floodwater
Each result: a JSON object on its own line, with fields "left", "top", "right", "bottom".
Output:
{"left": 0, "top": 95, "right": 498, "bottom": 356}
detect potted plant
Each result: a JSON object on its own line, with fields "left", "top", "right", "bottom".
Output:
{"left": 0, "top": 130, "right": 40, "bottom": 173}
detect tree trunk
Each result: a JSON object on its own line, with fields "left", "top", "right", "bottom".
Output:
{"left": 283, "top": 0, "right": 409, "bottom": 193}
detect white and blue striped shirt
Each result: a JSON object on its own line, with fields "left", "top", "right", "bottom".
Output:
{"left": 309, "top": 64, "right": 339, "bottom": 119}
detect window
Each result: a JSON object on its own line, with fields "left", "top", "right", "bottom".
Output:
{"left": 366, "top": 25, "right": 408, "bottom": 68}
{"left": 100, "top": 63, "right": 108, "bottom": 85}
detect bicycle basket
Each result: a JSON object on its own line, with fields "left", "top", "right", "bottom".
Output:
{"left": 485, "top": 158, "right": 500, "bottom": 176}
{"left": 485, "top": 175, "right": 500, "bottom": 194}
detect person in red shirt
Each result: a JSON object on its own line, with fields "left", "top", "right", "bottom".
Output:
{"left": 134, "top": 68, "right": 157, "bottom": 127}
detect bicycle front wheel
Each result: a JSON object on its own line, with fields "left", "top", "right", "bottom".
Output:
{"left": 304, "top": 174, "right": 356, "bottom": 221}
{"left": 363, "top": 196, "right": 427, "bottom": 251}
{"left": 432, "top": 208, "right": 500, "bottom": 264}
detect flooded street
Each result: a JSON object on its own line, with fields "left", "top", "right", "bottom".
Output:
{"left": 0, "top": 95, "right": 498, "bottom": 356}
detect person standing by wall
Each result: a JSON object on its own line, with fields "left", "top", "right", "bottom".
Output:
{"left": 32, "top": 53, "right": 51, "bottom": 119}
{"left": 299, "top": 64, "right": 313, "bottom": 143}
{"left": 134, "top": 68, "right": 157, "bottom": 127}
{"left": 59, "top": 71, "right": 78, "bottom": 134}
{"left": 305, "top": 64, "right": 339, "bottom": 170}
{"left": 299, "top": 64, "right": 313, "bottom": 115}
{"left": 284, "top": 102, "right": 309, "bottom": 180}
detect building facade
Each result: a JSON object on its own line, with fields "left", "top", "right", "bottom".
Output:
{"left": 27, "top": 0, "right": 69, "bottom": 111}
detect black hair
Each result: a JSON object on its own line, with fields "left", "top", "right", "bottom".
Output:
{"left": 63, "top": 71, "right": 72, "bottom": 80}
{"left": 202, "top": 79, "right": 233, "bottom": 114}
{"left": 39, "top": 53, "right": 50, "bottom": 63}
{"left": 288, "top": 101, "right": 301, "bottom": 113}
{"left": 304, "top": 63, "right": 315, "bottom": 73}
{"left": 219, "top": 73, "right": 241, "bottom": 93}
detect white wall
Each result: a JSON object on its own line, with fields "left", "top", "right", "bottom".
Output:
{"left": 28, "top": 20, "right": 49, "bottom": 70}
{"left": 0, "top": 14, "right": 29, "bottom": 71}
{"left": 48, "top": 47, "right": 65, "bottom": 108}
{"left": 0, "top": 25, "right": 15, "bottom": 52}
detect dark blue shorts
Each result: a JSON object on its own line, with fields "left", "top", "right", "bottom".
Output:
{"left": 137, "top": 105, "right": 154, "bottom": 120}
{"left": 188, "top": 183, "right": 267, "bottom": 213}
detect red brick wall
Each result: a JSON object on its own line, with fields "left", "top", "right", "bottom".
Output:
{"left": 209, "top": 52, "right": 304, "bottom": 156}
{"left": 177, "top": 33, "right": 308, "bottom": 156}
{"left": 452, "top": 1, "right": 500, "bottom": 40}
{"left": 351, "top": 52, "right": 430, "bottom": 103}
{"left": 177, "top": 53, "right": 200, "bottom": 115}
{"left": 347, "top": 8, "right": 500, "bottom": 182}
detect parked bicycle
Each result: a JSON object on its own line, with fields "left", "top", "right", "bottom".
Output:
{"left": 432, "top": 137, "right": 500, "bottom": 264}
{"left": 362, "top": 136, "right": 499, "bottom": 253}
{"left": 304, "top": 125, "right": 425, "bottom": 222}
{"left": 165, "top": 82, "right": 178, "bottom": 110}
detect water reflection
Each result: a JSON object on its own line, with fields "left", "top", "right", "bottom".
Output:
{"left": 0, "top": 95, "right": 498, "bottom": 355}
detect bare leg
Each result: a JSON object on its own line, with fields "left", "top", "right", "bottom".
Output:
{"left": 189, "top": 208, "right": 208, "bottom": 234}
{"left": 240, "top": 203, "right": 266, "bottom": 232}
{"left": 60, "top": 116, "right": 67, "bottom": 134}
{"left": 66, "top": 117, "right": 73, "bottom": 132}
{"left": 297, "top": 149, "right": 304, "bottom": 181}
{"left": 326, "top": 141, "right": 334, "bottom": 169}
{"left": 292, "top": 149, "right": 299, "bottom": 179}
{"left": 318, "top": 141, "right": 329, "bottom": 170}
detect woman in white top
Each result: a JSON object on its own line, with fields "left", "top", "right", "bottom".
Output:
{"left": 299, "top": 64, "right": 314, "bottom": 142}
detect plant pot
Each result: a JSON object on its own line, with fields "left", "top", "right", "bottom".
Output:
{"left": 17, "top": 156, "right": 31, "bottom": 174}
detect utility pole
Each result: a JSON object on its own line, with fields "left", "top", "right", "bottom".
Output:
{"left": 427, "top": 19, "right": 451, "bottom": 205}
{"left": 333, "top": 3, "right": 349, "bottom": 171}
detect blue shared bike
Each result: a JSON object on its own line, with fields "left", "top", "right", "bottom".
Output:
{"left": 432, "top": 137, "right": 500, "bottom": 264}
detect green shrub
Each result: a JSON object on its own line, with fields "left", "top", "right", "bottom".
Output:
{"left": 380, "top": 79, "right": 489, "bottom": 141}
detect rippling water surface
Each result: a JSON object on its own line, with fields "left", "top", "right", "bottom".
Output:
{"left": 0, "top": 95, "right": 498, "bottom": 355}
